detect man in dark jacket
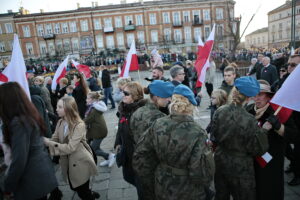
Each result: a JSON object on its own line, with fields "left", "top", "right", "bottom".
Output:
{"left": 101, "top": 65, "right": 115, "bottom": 109}
{"left": 248, "top": 53, "right": 264, "bottom": 79}
{"left": 219, "top": 66, "right": 236, "bottom": 96}
{"left": 260, "top": 57, "right": 278, "bottom": 85}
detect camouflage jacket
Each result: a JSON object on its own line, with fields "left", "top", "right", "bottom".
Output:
{"left": 133, "top": 114, "right": 214, "bottom": 200}
{"left": 130, "top": 100, "right": 165, "bottom": 145}
{"left": 211, "top": 104, "right": 269, "bottom": 178}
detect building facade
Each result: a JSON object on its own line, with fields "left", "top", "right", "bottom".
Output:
{"left": 245, "top": 27, "right": 268, "bottom": 49}
{"left": 0, "top": 11, "right": 17, "bottom": 67}
{"left": 268, "top": 0, "right": 300, "bottom": 48}
{"left": 11, "top": 0, "right": 236, "bottom": 59}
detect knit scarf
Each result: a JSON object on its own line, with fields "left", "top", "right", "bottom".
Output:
{"left": 254, "top": 103, "right": 269, "bottom": 120}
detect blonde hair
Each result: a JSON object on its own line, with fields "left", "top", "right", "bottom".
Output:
{"left": 60, "top": 96, "right": 83, "bottom": 129}
{"left": 212, "top": 89, "right": 228, "bottom": 107}
{"left": 228, "top": 87, "right": 248, "bottom": 105}
{"left": 123, "top": 82, "right": 144, "bottom": 102}
{"left": 34, "top": 76, "right": 45, "bottom": 84}
{"left": 116, "top": 77, "right": 131, "bottom": 88}
{"left": 88, "top": 91, "right": 103, "bottom": 100}
{"left": 169, "top": 94, "right": 194, "bottom": 115}
{"left": 43, "top": 76, "right": 52, "bottom": 87}
{"left": 59, "top": 77, "right": 68, "bottom": 85}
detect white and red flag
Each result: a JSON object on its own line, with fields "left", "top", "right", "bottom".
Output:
{"left": 256, "top": 152, "right": 272, "bottom": 168}
{"left": 0, "top": 34, "right": 30, "bottom": 98}
{"left": 71, "top": 59, "right": 91, "bottom": 79}
{"left": 51, "top": 55, "right": 69, "bottom": 90}
{"left": 120, "top": 41, "right": 139, "bottom": 78}
{"left": 195, "top": 24, "right": 215, "bottom": 88}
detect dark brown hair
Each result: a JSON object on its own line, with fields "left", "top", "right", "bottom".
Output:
{"left": 74, "top": 71, "right": 89, "bottom": 96}
{"left": 0, "top": 82, "right": 46, "bottom": 145}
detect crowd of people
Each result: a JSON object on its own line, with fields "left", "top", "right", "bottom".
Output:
{"left": 0, "top": 46, "right": 299, "bottom": 200}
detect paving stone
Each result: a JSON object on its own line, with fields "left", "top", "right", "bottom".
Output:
{"left": 107, "top": 188, "right": 123, "bottom": 199}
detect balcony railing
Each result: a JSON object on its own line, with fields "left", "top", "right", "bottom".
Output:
{"left": 43, "top": 34, "right": 55, "bottom": 40}
{"left": 173, "top": 21, "right": 183, "bottom": 27}
{"left": 192, "top": 19, "right": 203, "bottom": 26}
{"left": 104, "top": 27, "right": 114, "bottom": 33}
{"left": 124, "top": 24, "right": 136, "bottom": 31}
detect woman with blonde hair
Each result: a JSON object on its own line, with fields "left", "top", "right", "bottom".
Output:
{"left": 34, "top": 75, "right": 54, "bottom": 113}
{"left": 44, "top": 96, "right": 99, "bottom": 200}
{"left": 113, "top": 77, "right": 132, "bottom": 103}
{"left": 211, "top": 76, "right": 270, "bottom": 200}
{"left": 133, "top": 84, "right": 214, "bottom": 200}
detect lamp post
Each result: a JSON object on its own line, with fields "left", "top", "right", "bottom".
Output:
{"left": 291, "top": 0, "right": 296, "bottom": 48}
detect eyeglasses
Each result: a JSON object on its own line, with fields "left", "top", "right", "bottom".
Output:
{"left": 280, "top": 70, "right": 287, "bottom": 72}
{"left": 288, "top": 62, "right": 297, "bottom": 68}
{"left": 123, "top": 91, "right": 131, "bottom": 96}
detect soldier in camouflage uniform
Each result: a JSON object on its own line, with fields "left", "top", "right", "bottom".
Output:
{"left": 130, "top": 80, "right": 174, "bottom": 145}
{"left": 211, "top": 77, "right": 269, "bottom": 200}
{"left": 133, "top": 84, "right": 214, "bottom": 200}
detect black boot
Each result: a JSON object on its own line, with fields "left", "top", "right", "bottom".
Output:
{"left": 48, "top": 187, "right": 63, "bottom": 200}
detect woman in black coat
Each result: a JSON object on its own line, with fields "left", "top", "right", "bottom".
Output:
{"left": 0, "top": 82, "right": 57, "bottom": 200}
{"left": 73, "top": 72, "right": 89, "bottom": 119}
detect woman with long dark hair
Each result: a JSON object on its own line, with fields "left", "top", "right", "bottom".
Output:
{"left": 73, "top": 72, "right": 89, "bottom": 119}
{"left": 0, "top": 82, "right": 57, "bottom": 200}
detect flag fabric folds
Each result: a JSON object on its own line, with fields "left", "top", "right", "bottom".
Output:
{"left": 51, "top": 55, "right": 69, "bottom": 90}
{"left": 120, "top": 41, "right": 139, "bottom": 78}
{"left": 0, "top": 34, "right": 30, "bottom": 98}
{"left": 71, "top": 59, "right": 91, "bottom": 79}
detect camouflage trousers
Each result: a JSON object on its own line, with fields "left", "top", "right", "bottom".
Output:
{"left": 215, "top": 172, "right": 256, "bottom": 200}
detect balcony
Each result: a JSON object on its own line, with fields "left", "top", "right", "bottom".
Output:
{"left": 43, "top": 34, "right": 55, "bottom": 40}
{"left": 104, "top": 27, "right": 114, "bottom": 33}
{"left": 124, "top": 24, "right": 136, "bottom": 31}
{"left": 173, "top": 21, "right": 183, "bottom": 27}
{"left": 192, "top": 19, "right": 203, "bottom": 26}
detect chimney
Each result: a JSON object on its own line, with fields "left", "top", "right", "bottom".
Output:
{"left": 7, "top": 10, "right": 13, "bottom": 13}
{"left": 77, "top": 3, "right": 80, "bottom": 9}
{"left": 40, "top": 9, "right": 44, "bottom": 13}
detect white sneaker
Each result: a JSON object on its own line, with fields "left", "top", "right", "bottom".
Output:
{"left": 99, "top": 160, "right": 109, "bottom": 167}
{"left": 108, "top": 153, "right": 116, "bottom": 167}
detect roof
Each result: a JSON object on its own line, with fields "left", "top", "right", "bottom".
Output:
{"left": 247, "top": 27, "right": 268, "bottom": 36}
{"left": 268, "top": 0, "right": 300, "bottom": 15}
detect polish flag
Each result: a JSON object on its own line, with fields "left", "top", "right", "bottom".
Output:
{"left": 195, "top": 24, "right": 215, "bottom": 87}
{"left": 256, "top": 152, "right": 272, "bottom": 168}
{"left": 120, "top": 41, "right": 139, "bottom": 78}
{"left": 71, "top": 59, "right": 91, "bottom": 78}
{"left": 0, "top": 34, "right": 30, "bottom": 98}
{"left": 270, "top": 103, "right": 293, "bottom": 123}
{"left": 51, "top": 55, "right": 69, "bottom": 90}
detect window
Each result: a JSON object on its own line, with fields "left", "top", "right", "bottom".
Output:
{"left": 46, "top": 24, "right": 53, "bottom": 34}
{"left": 173, "top": 12, "right": 181, "bottom": 24}
{"left": 194, "top": 27, "right": 201, "bottom": 41}
{"left": 25, "top": 43, "right": 34, "bottom": 55}
{"left": 69, "top": 21, "right": 77, "bottom": 32}
{"left": 163, "top": 12, "right": 170, "bottom": 24}
{"left": 137, "top": 31, "right": 145, "bottom": 43}
{"left": 136, "top": 14, "right": 143, "bottom": 26}
{"left": 117, "top": 33, "right": 124, "bottom": 47}
{"left": 126, "top": 33, "right": 134, "bottom": 47}
{"left": 80, "top": 36, "right": 93, "bottom": 49}
{"left": 0, "top": 42, "right": 5, "bottom": 52}
{"left": 184, "top": 27, "right": 191, "bottom": 41}
{"left": 106, "top": 35, "right": 115, "bottom": 48}
{"left": 204, "top": 26, "right": 210, "bottom": 38}
{"left": 149, "top": 13, "right": 156, "bottom": 25}
{"left": 62, "top": 23, "right": 69, "bottom": 33}
{"left": 115, "top": 16, "right": 123, "bottom": 28}
{"left": 104, "top": 18, "right": 112, "bottom": 28}
{"left": 279, "top": 32, "right": 282, "bottom": 40}
{"left": 23, "top": 25, "right": 31, "bottom": 37}
{"left": 279, "top": 23, "right": 282, "bottom": 30}
{"left": 164, "top": 28, "right": 171, "bottom": 41}
{"left": 72, "top": 38, "right": 79, "bottom": 51}
{"left": 203, "top": 9, "right": 210, "bottom": 21}
{"left": 193, "top": 10, "right": 201, "bottom": 23}
{"left": 257, "top": 37, "right": 261, "bottom": 44}
{"left": 37, "top": 25, "right": 44, "bottom": 36}
{"left": 80, "top": 20, "right": 89, "bottom": 31}
{"left": 63, "top": 40, "right": 71, "bottom": 51}
{"left": 262, "top": 36, "right": 265, "bottom": 43}
{"left": 125, "top": 15, "right": 133, "bottom": 25}
{"left": 48, "top": 42, "right": 55, "bottom": 55}
{"left": 151, "top": 30, "right": 158, "bottom": 43}
{"left": 5, "top": 23, "right": 13, "bottom": 33}
{"left": 39, "top": 42, "right": 47, "bottom": 54}
{"left": 95, "top": 35, "right": 103, "bottom": 48}
{"left": 56, "top": 40, "right": 63, "bottom": 51}
{"left": 174, "top": 29, "right": 182, "bottom": 43}
{"left": 217, "top": 24, "right": 223, "bottom": 39}
{"left": 216, "top": 8, "right": 223, "bottom": 20}
{"left": 53, "top": 23, "right": 60, "bottom": 34}
{"left": 94, "top": 19, "right": 101, "bottom": 30}
{"left": 183, "top": 11, "right": 190, "bottom": 22}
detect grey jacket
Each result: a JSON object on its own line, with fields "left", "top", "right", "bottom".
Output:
{"left": 4, "top": 117, "right": 57, "bottom": 200}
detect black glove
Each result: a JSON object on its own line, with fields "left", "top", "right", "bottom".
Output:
{"left": 266, "top": 115, "right": 281, "bottom": 130}
{"left": 144, "top": 77, "right": 153, "bottom": 82}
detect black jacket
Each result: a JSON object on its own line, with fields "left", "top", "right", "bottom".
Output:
{"left": 73, "top": 84, "right": 87, "bottom": 119}
{"left": 249, "top": 62, "right": 264, "bottom": 80}
{"left": 260, "top": 64, "right": 278, "bottom": 85}
{"left": 219, "top": 81, "right": 233, "bottom": 95}
{"left": 101, "top": 69, "right": 112, "bottom": 88}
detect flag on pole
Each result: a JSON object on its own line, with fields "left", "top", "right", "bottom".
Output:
{"left": 0, "top": 34, "right": 30, "bottom": 98}
{"left": 120, "top": 41, "right": 139, "bottom": 78}
{"left": 71, "top": 59, "right": 91, "bottom": 78}
{"left": 195, "top": 24, "right": 215, "bottom": 87}
{"left": 51, "top": 55, "right": 69, "bottom": 90}
{"left": 270, "top": 63, "right": 300, "bottom": 112}
{"left": 270, "top": 103, "right": 293, "bottom": 123}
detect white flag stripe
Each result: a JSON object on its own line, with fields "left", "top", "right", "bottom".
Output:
{"left": 270, "top": 63, "right": 300, "bottom": 111}
{"left": 199, "top": 59, "right": 210, "bottom": 83}
{"left": 198, "top": 35, "right": 204, "bottom": 46}
{"left": 262, "top": 152, "right": 272, "bottom": 163}
{"left": 206, "top": 24, "right": 216, "bottom": 41}
{"left": 122, "top": 41, "right": 136, "bottom": 78}
{"left": 51, "top": 55, "right": 69, "bottom": 90}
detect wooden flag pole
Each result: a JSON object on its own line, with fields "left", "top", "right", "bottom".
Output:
{"left": 274, "top": 106, "right": 282, "bottom": 116}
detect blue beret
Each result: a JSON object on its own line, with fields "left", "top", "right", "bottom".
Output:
{"left": 234, "top": 76, "right": 260, "bottom": 97}
{"left": 173, "top": 84, "right": 197, "bottom": 105}
{"left": 149, "top": 80, "right": 175, "bottom": 98}
{"left": 27, "top": 70, "right": 34, "bottom": 73}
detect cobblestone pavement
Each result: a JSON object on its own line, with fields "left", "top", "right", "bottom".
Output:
{"left": 56, "top": 70, "right": 300, "bottom": 200}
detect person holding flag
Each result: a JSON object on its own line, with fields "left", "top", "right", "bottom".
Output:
{"left": 246, "top": 80, "right": 298, "bottom": 200}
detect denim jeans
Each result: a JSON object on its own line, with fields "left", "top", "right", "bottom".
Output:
{"left": 90, "top": 138, "right": 109, "bottom": 160}
{"left": 104, "top": 87, "right": 115, "bottom": 108}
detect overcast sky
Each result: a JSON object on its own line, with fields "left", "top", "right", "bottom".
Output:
{"left": 0, "top": 0, "right": 286, "bottom": 41}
